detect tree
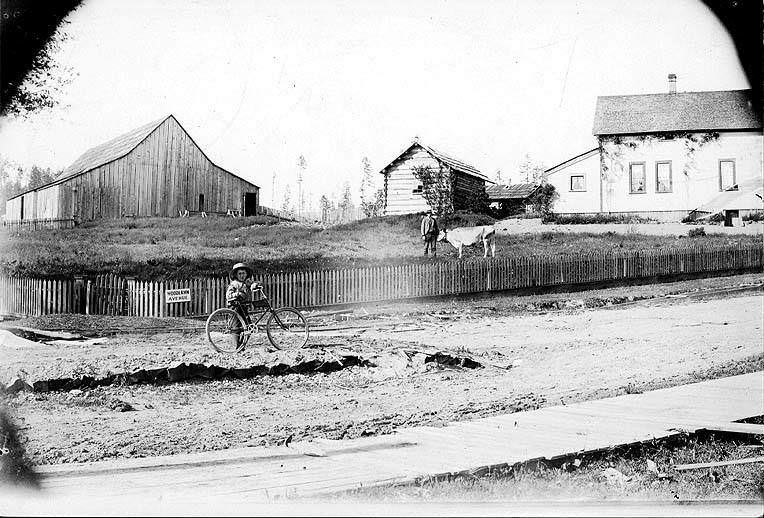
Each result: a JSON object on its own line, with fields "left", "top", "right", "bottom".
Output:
{"left": 27, "top": 166, "right": 56, "bottom": 189}
{"left": 411, "top": 164, "right": 453, "bottom": 216}
{"left": 319, "top": 195, "right": 331, "bottom": 224}
{"left": 359, "top": 156, "right": 383, "bottom": 217}
{"left": 297, "top": 155, "right": 307, "bottom": 219}
{"left": 338, "top": 182, "right": 354, "bottom": 222}
{"left": 528, "top": 183, "right": 559, "bottom": 216}
{"left": 281, "top": 184, "right": 292, "bottom": 216}
{"left": 518, "top": 154, "right": 545, "bottom": 184}
{"left": 493, "top": 169, "right": 505, "bottom": 185}
{"left": 2, "top": 1, "right": 84, "bottom": 117}
{"left": 0, "top": 157, "right": 25, "bottom": 215}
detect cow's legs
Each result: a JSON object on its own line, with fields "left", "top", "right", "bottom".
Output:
{"left": 458, "top": 244, "right": 463, "bottom": 259}
{"left": 483, "top": 238, "right": 488, "bottom": 258}
{"left": 491, "top": 238, "right": 496, "bottom": 257}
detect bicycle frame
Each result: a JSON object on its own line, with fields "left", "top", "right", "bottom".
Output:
{"left": 230, "top": 288, "right": 270, "bottom": 329}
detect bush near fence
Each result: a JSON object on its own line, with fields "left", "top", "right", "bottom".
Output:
{"left": 0, "top": 243, "right": 761, "bottom": 318}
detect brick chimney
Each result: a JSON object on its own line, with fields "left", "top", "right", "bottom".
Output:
{"left": 668, "top": 73, "right": 677, "bottom": 94}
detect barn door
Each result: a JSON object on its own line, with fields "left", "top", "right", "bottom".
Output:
{"left": 244, "top": 193, "right": 258, "bottom": 216}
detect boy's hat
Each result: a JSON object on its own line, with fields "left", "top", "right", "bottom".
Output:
{"left": 230, "top": 262, "right": 253, "bottom": 280}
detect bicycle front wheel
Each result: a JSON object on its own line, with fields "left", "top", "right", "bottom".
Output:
{"left": 266, "top": 308, "right": 309, "bottom": 350}
{"left": 206, "top": 308, "right": 247, "bottom": 353}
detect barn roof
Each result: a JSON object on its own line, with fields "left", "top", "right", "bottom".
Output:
{"left": 9, "top": 115, "right": 258, "bottom": 200}
{"left": 592, "top": 89, "right": 762, "bottom": 136}
{"left": 379, "top": 141, "right": 492, "bottom": 183}
{"left": 486, "top": 183, "right": 539, "bottom": 201}
{"left": 57, "top": 117, "right": 168, "bottom": 181}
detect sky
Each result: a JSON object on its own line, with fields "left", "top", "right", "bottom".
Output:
{"left": 0, "top": 0, "right": 750, "bottom": 210}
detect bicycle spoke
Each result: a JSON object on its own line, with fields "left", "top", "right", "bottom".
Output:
{"left": 206, "top": 308, "right": 246, "bottom": 353}
{"left": 266, "top": 308, "right": 309, "bottom": 349}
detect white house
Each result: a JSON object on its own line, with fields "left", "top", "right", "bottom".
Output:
{"left": 549, "top": 77, "right": 763, "bottom": 221}
{"left": 543, "top": 148, "right": 599, "bottom": 215}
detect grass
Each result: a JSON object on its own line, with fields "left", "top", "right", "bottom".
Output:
{"left": 0, "top": 212, "right": 760, "bottom": 280}
{"left": 330, "top": 432, "right": 764, "bottom": 503}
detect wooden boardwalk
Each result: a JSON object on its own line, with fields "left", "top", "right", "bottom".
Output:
{"left": 32, "top": 372, "right": 764, "bottom": 505}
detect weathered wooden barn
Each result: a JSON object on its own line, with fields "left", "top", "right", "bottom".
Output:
{"left": 5, "top": 115, "right": 259, "bottom": 226}
{"left": 379, "top": 140, "right": 491, "bottom": 215}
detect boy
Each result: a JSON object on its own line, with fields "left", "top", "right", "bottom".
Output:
{"left": 227, "top": 262, "right": 256, "bottom": 322}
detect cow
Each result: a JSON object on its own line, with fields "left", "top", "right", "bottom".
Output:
{"left": 437, "top": 225, "right": 496, "bottom": 259}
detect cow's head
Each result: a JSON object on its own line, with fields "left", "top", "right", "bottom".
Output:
{"left": 437, "top": 229, "right": 448, "bottom": 242}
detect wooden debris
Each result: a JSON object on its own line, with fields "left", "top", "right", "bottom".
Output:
{"left": 673, "top": 456, "right": 764, "bottom": 471}
{"left": 8, "top": 326, "right": 83, "bottom": 340}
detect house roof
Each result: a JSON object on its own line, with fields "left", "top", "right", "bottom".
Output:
{"left": 544, "top": 148, "right": 599, "bottom": 176}
{"left": 58, "top": 116, "right": 169, "bottom": 181}
{"left": 486, "top": 183, "right": 539, "bottom": 200}
{"left": 379, "top": 141, "right": 492, "bottom": 183}
{"left": 592, "top": 89, "right": 762, "bottom": 136}
{"left": 9, "top": 115, "right": 258, "bottom": 200}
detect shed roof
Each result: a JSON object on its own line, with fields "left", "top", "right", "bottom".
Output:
{"left": 592, "top": 89, "right": 762, "bottom": 136}
{"left": 693, "top": 177, "right": 764, "bottom": 214}
{"left": 486, "top": 183, "right": 539, "bottom": 200}
{"left": 379, "top": 141, "right": 492, "bottom": 183}
{"left": 544, "top": 148, "right": 599, "bottom": 176}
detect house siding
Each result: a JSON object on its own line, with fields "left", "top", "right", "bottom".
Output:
{"left": 383, "top": 147, "right": 441, "bottom": 215}
{"left": 599, "top": 131, "right": 763, "bottom": 216}
{"left": 545, "top": 151, "right": 601, "bottom": 214}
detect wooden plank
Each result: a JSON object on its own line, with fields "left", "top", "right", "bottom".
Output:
{"left": 700, "top": 423, "right": 764, "bottom": 436}
{"left": 674, "top": 456, "right": 764, "bottom": 471}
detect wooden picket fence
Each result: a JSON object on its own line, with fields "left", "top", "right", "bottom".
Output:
{"left": 0, "top": 243, "right": 761, "bottom": 318}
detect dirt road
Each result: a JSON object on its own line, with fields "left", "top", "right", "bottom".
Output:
{"left": 2, "top": 277, "right": 762, "bottom": 466}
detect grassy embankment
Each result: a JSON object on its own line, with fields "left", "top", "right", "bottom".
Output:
{"left": 333, "top": 431, "right": 764, "bottom": 502}
{"left": 0, "top": 212, "right": 760, "bottom": 280}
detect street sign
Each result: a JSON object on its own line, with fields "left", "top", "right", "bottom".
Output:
{"left": 166, "top": 288, "right": 191, "bottom": 303}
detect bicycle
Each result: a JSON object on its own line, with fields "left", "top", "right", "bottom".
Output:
{"left": 205, "top": 286, "right": 310, "bottom": 353}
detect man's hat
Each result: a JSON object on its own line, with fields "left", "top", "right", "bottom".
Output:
{"left": 230, "top": 262, "right": 253, "bottom": 280}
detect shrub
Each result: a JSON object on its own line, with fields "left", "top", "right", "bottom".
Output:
{"left": 743, "top": 211, "right": 764, "bottom": 222}
{"left": 545, "top": 213, "right": 653, "bottom": 225}
{"left": 688, "top": 227, "right": 706, "bottom": 237}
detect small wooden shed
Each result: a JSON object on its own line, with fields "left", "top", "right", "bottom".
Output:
{"left": 5, "top": 115, "right": 259, "bottom": 225}
{"left": 486, "top": 183, "right": 540, "bottom": 215}
{"left": 379, "top": 140, "right": 491, "bottom": 215}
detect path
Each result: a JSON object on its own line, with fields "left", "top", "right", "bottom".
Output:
{"left": 11, "top": 371, "right": 763, "bottom": 510}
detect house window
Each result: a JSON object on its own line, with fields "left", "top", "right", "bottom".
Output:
{"left": 719, "top": 159, "right": 736, "bottom": 190}
{"left": 629, "top": 162, "right": 646, "bottom": 194}
{"left": 570, "top": 175, "right": 586, "bottom": 192}
{"left": 655, "top": 161, "right": 672, "bottom": 193}
{"left": 412, "top": 184, "right": 423, "bottom": 194}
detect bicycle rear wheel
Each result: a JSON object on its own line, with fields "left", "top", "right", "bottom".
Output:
{"left": 206, "top": 308, "right": 247, "bottom": 353}
{"left": 266, "top": 308, "right": 309, "bottom": 350}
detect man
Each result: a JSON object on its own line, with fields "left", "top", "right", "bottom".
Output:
{"left": 420, "top": 210, "right": 439, "bottom": 257}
